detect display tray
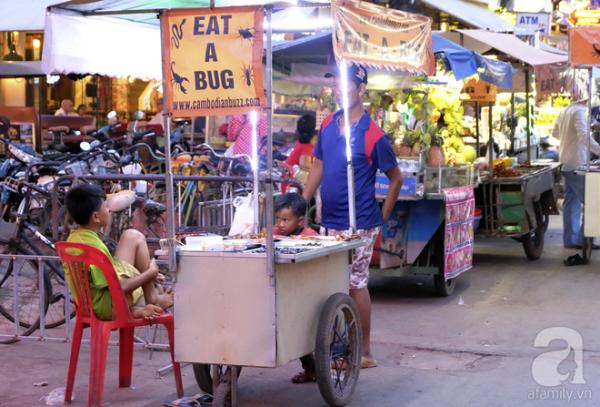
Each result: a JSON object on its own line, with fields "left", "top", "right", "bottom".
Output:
{"left": 481, "top": 162, "right": 561, "bottom": 183}
{"left": 178, "top": 238, "right": 366, "bottom": 264}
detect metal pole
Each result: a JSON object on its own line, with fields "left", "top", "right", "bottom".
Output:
{"left": 488, "top": 104, "right": 494, "bottom": 175}
{"left": 251, "top": 112, "right": 260, "bottom": 234}
{"left": 588, "top": 68, "right": 593, "bottom": 171}
{"left": 340, "top": 60, "right": 357, "bottom": 233}
{"left": 12, "top": 258, "right": 19, "bottom": 338}
{"left": 510, "top": 92, "right": 515, "bottom": 153}
{"left": 525, "top": 67, "right": 531, "bottom": 163}
{"left": 265, "top": 7, "right": 275, "bottom": 278}
{"left": 159, "top": 12, "right": 177, "bottom": 274}
{"left": 475, "top": 102, "right": 480, "bottom": 156}
{"left": 38, "top": 260, "right": 45, "bottom": 339}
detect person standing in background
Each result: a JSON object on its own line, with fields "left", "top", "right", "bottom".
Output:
{"left": 553, "top": 99, "right": 600, "bottom": 253}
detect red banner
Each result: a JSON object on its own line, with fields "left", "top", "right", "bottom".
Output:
{"left": 569, "top": 26, "right": 600, "bottom": 66}
{"left": 331, "top": 0, "right": 435, "bottom": 75}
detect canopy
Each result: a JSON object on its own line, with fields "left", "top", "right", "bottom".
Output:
{"left": 420, "top": 0, "right": 514, "bottom": 32}
{"left": 50, "top": 0, "right": 326, "bottom": 25}
{"left": 456, "top": 29, "right": 567, "bottom": 66}
{"left": 42, "top": 11, "right": 162, "bottom": 79}
{"left": 273, "top": 31, "right": 515, "bottom": 87}
{"left": 0, "top": 0, "right": 64, "bottom": 31}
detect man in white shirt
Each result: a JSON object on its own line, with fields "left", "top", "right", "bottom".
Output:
{"left": 54, "top": 99, "right": 78, "bottom": 117}
{"left": 552, "top": 100, "right": 600, "bottom": 249}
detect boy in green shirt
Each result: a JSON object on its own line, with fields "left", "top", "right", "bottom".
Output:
{"left": 65, "top": 183, "right": 173, "bottom": 320}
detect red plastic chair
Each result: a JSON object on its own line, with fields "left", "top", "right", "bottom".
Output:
{"left": 55, "top": 241, "right": 184, "bottom": 406}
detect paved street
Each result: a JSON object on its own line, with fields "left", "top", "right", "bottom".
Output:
{"left": 2, "top": 216, "right": 600, "bottom": 406}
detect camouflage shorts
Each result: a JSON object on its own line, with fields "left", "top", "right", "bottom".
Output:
{"left": 320, "top": 227, "right": 380, "bottom": 289}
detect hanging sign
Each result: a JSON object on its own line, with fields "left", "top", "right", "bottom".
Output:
{"left": 161, "top": 7, "right": 265, "bottom": 117}
{"left": 516, "top": 12, "right": 552, "bottom": 34}
{"left": 534, "top": 63, "right": 569, "bottom": 102}
{"left": 462, "top": 78, "right": 497, "bottom": 103}
{"left": 331, "top": 0, "right": 435, "bottom": 75}
{"left": 569, "top": 26, "right": 600, "bottom": 66}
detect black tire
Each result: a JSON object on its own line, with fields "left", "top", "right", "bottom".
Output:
{"left": 0, "top": 244, "right": 50, "bottom": 337}
{"left": 522, "top": 202, "right": 545, "bottom": 260}
{"left": 314, "top": 293, "right": 362, "bottom": 407}
{"left": 434, "top": 273, "right": 456, "bottom": 297}
{"left": 192, "top": 363, "right": 242, "bottom": 395}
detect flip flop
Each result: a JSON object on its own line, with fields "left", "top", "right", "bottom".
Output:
{"left": 360, "top": 356, "right": 378, "bottom": 369}
{"left": 564, "top": 254, "right": 588, "bottom": 267}
{"left": 163, "top": 394, "right": 212, "bottom": 407}
{"left": 291, "top": 370, "right": 317, "bottom": 384}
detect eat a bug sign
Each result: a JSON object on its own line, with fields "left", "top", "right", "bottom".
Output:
{"left": 161, "top": 7, "right": 266, "bottom": 117}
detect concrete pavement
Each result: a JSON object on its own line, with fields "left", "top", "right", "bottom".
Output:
{"left": 2, "top": 216, "right": 600, "bottom": 406}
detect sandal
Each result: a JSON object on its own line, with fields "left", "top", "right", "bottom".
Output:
{"left": 163, "top": 394, "right": 212, "bottom": 407}
{"left": 291, "top": 370, "right": 317, "bottom": 384}
{"left": 564, "top": 254, "right": 589, "bottom": 267}
{"left": 360, "top": 356, "right": 378, "bottom": 369}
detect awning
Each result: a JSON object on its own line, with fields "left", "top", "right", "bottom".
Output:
{"left": 274, "top": 31, "right": 515, "bottom": 87}
{"left": 419, "top": 0, "right": 514, "bottom": 32}
{"left": 0, "top": 0, "right": 64, "bottom": 31}
{"left": 42, "top": 11, "right": 162, "bottom": 79}
{"left": 0, "top": 61, "right": 46, "bottom": 78}
{"left": 456, "top": 29, "right": 567, "bottom": 66}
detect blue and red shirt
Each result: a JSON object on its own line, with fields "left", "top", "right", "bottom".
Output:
{"left": 314, "top": 110, "right": 397, "bottom": 230}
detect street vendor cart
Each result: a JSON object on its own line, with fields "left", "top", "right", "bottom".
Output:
{"left": 476, "top": 161, "right": 561, "bottom": 260}
{"left": 370, "top": 161, "right": 477, "bottom": 296}
{"left": 176, "top": 238, "right": 365, "bottom": 406}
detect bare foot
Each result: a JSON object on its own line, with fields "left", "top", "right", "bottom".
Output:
{"left": 156, "top": 291, "right": 174, "bottom": 309}
{"left": 133, "top": 304, "right": 164, "bottom": 320}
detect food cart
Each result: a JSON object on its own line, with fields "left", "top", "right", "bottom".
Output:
{"left": 476, "top": 162, "right": 561, "bottom": 260}
{"left": 569, "top": 27, "right": 600, "bottom": 264}
{"left": 154, "top": 3, "right": 368, "bottom": 406}
{"left": 370, "top": 159, "right": 476, "bottom": 296}
{"left": 176, "top": 237, "right": 364, "bottom": 406}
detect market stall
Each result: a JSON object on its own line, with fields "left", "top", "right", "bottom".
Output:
{"left": 442, "top": 29, "right": 567, "bottom": 260}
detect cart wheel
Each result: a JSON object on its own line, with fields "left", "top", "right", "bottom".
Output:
{"left": 192, "top": 363, "right": 242, "bottom": 395}
{"left": 583, "top": 237, "right": 593, "bottom": 262}
{"left": 433, "top": 273, "right": 456, "bottom": 297}
{"left": 314, "top": 293, "right": 362, "bottom": 407}
{"left": 522, "top": 202, "right": 545, "bottom": 260}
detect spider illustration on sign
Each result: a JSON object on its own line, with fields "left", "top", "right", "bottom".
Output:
{"left": 237, "top": 27, "right": 256, "bottom": 42}
{"left": 593, "top": 43, "right": 600, "bottom": 56}
{"left": 171, "top": 19, "right": 186, "bottom": 49}
{"left": 171, "top": 61, "right": 190, "bottom": 94}
{"left": 241, "top": 65, "right": 254, "bottom": 87}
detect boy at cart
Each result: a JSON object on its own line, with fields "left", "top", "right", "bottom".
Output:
{"left": 65, "top": 183, "right": 173, "bottom": 320}
{"left": 270, "top": 192, "right": 321, "bottom": 383}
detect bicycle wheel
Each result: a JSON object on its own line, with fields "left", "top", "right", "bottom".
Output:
{"left": 0, "top": 244, "right": 50, "bottom": 336}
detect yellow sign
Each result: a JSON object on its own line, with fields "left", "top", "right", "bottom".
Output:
{"left": 161, "top": 7, "right": 265, "bottom": 117}
{"left": 462, "top": 78, "right": 497, "bottom": 103}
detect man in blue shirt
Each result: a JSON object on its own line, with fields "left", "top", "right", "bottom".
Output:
{"left": 303, "top": 64, "right": 402, "bottom": 368}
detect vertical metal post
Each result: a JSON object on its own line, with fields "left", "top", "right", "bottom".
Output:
{"left": 38, "top": 260, "right": 45, "bottom": 339}
{"left": 588, "top": 68, "right": 593, "bottom": 171}
{"left": 339, "top": 60, "right": 357, "bottom": 233}
{"left": 159, "top": 12, "right": 177, "bottom": 275}
{"left": 475, "top": 102, "right": 480, "bottom": 156}
{"left": 488, "top": 104, "right": 494, "bottom": 174}
{"left": 265, "top": 6, "right": 275, "bottom": 277}
{"left": 251, "top": 112, "right": 260, "bottom": 234}
{"left": 12, "top": 258, "right": 20, "bottom": 337}
{"left": 525, "top": 67, "right": 531, "bottom": 163}
{"left": 510, "top": 92, "right": 515, "bottom": 153}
